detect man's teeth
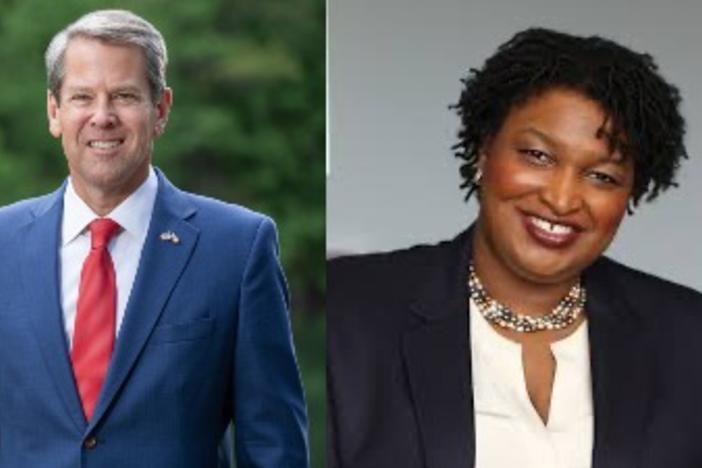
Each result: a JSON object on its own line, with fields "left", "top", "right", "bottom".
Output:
{"left": 530, "top": 216, "right": 573, "bottom": 235}
{"left": 89, "top": 140, "right": 121, "bottom": 149}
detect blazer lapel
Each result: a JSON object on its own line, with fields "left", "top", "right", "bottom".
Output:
{"left": 19, "top": 186, "right": 87, "bottom": 433}
{"left": 402, "top": 230, "right": 475, "bottom": 468}
{"left": 400, "top": 232, "right": 653, "bottom": 468}
{"left": 89, "top": 171, "right": 199, "bottom": 430}
{"left": 586, "top": 261, "right": 651, "bottom": 468}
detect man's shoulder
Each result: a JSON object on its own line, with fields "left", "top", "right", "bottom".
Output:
{"left": 155, "top": 169, "right": 274, "bottom": 234}
{"left": 184, "top": 191, "right": 271, "bottom": 228}
{"left": 0, "top": 192, "right": 58, "bottom": 229}
{"left": 171, "top": 189, "right": 279, "bottom": 254}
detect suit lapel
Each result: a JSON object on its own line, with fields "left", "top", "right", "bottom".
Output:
{"left": 20, "top": 186, "right": 87, "bottom": 433}
{"left": 586, "top": 261, "right": 650, "bottom": 468}
{"left": 89, "top": 171, "right": 199, "bottom": 430}
{"left": 403, "top": 230, "right": 475, "bottom": 468}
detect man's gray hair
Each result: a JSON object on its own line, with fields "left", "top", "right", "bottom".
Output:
{"left": 45, "top": 9, "right": 168, "bottom": 103}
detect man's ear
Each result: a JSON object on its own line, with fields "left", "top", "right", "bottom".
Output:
{"left": 47, "top": 90, "right": 62, "bottom": 138}
{"left": 153, "top": 87, "right": 173, "bottom": 137}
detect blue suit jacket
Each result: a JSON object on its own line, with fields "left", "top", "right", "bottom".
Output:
{"left": 0, "top": 169, "right": 308, "bottom": 467}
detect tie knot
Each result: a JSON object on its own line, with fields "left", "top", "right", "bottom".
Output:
{"left": 89, "top": 218, "right": 120, "bottom": 249}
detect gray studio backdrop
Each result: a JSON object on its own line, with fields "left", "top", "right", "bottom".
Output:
{"left": 327, "top": 0, "right": 702, "bottom": 291}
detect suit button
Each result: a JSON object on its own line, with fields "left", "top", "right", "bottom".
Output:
{"left": 84, "top": 436, "right": 98, "bottom": 449}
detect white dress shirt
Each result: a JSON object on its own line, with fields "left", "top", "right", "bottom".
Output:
{"left": 470, "top": 298, "right": 594, "bottom": 468}
{"left": 60, "top": 167, "right": 158, "bottom": 349}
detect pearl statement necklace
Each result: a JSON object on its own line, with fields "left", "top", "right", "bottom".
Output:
{"left": 468, "top": 263, "right": 586, "bottom": 332}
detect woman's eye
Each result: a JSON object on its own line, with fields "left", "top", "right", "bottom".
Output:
{"left": 519, "top": 149, "right": 552, "bottom": 165}
{"left": 588, "top": 171, "right": 620, "bottom": 186}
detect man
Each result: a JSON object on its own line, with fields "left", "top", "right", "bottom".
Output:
{"left": 0, "top": 9, "right": 308, "bottom": 467}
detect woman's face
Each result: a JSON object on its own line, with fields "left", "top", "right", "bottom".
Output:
{"left": 475, "top": 87, "right": 634, "bottom": 285}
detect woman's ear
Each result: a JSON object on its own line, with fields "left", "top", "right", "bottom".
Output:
{"left": 475, "top": 137, "right": 493, "bottom": 184}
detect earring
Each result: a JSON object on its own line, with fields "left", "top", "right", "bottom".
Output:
{"left": 473, "top": 168, "right": 483, "bottom": 186}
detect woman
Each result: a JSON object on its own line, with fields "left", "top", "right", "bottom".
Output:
{"left": 328, "top": 28, "right": 702, "bottom": 468}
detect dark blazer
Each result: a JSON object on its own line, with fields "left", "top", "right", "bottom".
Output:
{"left": 0, "top": 169, "right": 308, "bottom": 468}
{"left": 328, "top": 228, "right": 702, "bottom": 468}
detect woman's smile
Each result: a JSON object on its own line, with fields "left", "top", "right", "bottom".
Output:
{"left": 474, "top": 87, "right": 634, "bottom": 286}
{"left": 521, "top": 211, "right": 582, "bottom": 249}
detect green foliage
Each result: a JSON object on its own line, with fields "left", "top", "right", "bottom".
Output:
{"left": 0, "top": 1, "right": 325, "bottom": 466}
{"left": 294, "top": 314, "right": 326, "bottom": 468}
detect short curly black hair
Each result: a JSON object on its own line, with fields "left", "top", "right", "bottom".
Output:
{"left": 452, "top": 27, "right": 687, "bottom": 208}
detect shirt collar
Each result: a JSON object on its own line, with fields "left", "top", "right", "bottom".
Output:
{"left": 61, "top": 166, "right": 158, "bottom": 246}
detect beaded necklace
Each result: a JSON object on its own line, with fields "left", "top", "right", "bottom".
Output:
{"left": 468, "top": 263, "right": 586, "bottom": 332}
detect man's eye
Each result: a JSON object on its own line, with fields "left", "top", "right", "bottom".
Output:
{"left": 71, "top": 94, "right": 91, "bottom": 101}
{"left": 114, "top": 92, "right": 138, "bottom": 101}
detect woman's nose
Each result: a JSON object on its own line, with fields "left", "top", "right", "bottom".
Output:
{"left": 539, "top": 169, "right": 583, "bottom": 215}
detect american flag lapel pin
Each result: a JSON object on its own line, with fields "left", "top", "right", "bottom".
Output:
{"left": 159, "top": 231, "right": 180, "bottom": 244}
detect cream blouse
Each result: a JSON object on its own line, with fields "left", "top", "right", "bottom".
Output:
{"left": 470, "top": 298, "right": 594, "bottom": 468}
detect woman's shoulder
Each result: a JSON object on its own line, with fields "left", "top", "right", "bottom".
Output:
{"left": 329, "top": 234, "right": 465, "bottom": 298}
{"left": 330, "top": 229, "right": 470, "bottom": 278}
{"left": 590, "top": 256, "right": 702, "bottom": 322}
{"left": 329, "top": 241, "right": 447, "bottom": 283}
{"left": 327, "top": 233, "right": 468, "bottom": 334}
{"left": 593, "top": 256, "right": 700, "bottom": 297}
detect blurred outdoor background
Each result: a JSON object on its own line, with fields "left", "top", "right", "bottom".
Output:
{"left": 0, "top": 0, "right": 325, "bottom": 465}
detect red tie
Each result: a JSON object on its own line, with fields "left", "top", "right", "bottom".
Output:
{"left": 71, "top": 218, "right": 120, "bottom": 421}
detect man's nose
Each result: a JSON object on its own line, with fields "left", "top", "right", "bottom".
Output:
{"left": 89, "top": 98, "right": 118, "bottom": 127}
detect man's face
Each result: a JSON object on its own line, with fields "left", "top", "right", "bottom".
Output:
{"left": 47, "top": 37, "right": 172, "bottom": 201}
